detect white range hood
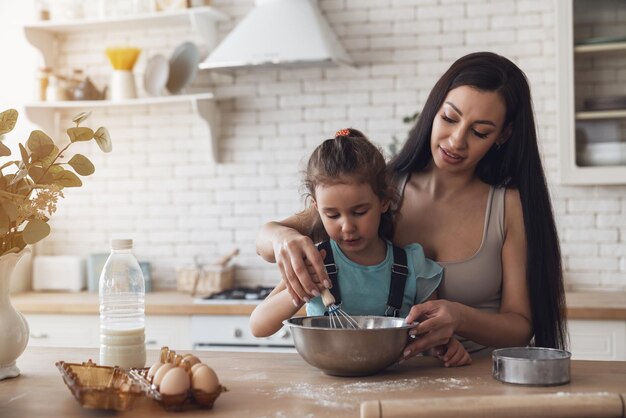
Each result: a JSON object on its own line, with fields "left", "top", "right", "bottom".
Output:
{"left": 199, "top": 0, "right": 353, "bottom": 71}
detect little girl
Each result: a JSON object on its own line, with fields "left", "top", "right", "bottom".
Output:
{"left": 250, "top": 128, "right": 470, "bottom": 367}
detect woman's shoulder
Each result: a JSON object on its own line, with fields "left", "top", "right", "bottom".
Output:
{"left": 501, "top": 186, "right": 524, "bottom": 234}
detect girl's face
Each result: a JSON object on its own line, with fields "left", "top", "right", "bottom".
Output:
{"left": 313, "top": 179, "right": 389, "bottom": 262}
{"left": 431, "top": 85, "right": 508, "bottom": 175}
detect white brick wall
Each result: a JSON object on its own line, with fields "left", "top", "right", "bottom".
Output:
{"left": 19, "top": 0, "right": 626, "bottom": 291}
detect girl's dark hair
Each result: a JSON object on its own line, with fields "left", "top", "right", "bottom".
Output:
{"left": 304, "top": 128, "right": 396, "bottom": 242}
{"left": 390, "top": 52, "right": 567, "bottom": 350}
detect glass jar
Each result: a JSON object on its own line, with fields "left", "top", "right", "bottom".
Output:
{"left": 35, "top": 67, "right": 51, "bottom": 101}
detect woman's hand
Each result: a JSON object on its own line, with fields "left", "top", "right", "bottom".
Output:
{"left": 273, "top": 229, "right": 329, "bottom": 304}
{"left": 403, "top": 300, "right": 464, "bottom": 359}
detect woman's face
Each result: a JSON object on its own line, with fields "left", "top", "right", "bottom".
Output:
{"left": 430, "top": 85, "right": 508, "bottom": 175}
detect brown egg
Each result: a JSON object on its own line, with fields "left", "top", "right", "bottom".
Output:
{"left": 191, "top": 364, "right": 220, "bottom": 393}
{"left": 147, "top": 361, "right": 163, "bottom": 379}
{"left": 159, "top": 367, "right": 191, "bottom": 396}
{"left": 183, "top": 354, "right": 201, "bottom": 366}
{"left": 191, "top": 362, "right": 206, "bottom": 374}
{"left": 153, "top": 363, "right": 175, "bottom": 386}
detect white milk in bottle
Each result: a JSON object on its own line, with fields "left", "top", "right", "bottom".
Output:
{"left": 99, "top": 239, "right": 146, "bottom": 369}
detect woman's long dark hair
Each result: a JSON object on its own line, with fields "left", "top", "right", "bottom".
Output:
{"left": 390, "top": 52, "right": 567, "bottom": 349}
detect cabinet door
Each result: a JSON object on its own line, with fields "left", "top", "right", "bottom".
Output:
{"left": 568, "top": 319, "right": 626, "bottom": 360}
{"left": 25, "top": 314, "right": 99, "bottom": 348}
{"left": 557, "top": 0, "right": 626, "bottom": 184}
{"left": 145, "top": 315, "right": 192, "bottom": 350}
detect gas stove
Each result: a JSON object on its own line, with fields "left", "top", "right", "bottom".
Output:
{"left": 193, "top": 286, "right": 274, "bottom": 304}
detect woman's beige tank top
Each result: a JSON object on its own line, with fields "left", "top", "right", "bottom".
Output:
{"left": 398, "top": 174, "right": 505, "bottom": 354}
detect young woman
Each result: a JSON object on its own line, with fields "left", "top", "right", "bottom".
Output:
{"left": 250, "top": 129, "right": 470, "bottom": 367}
{"left": 256, "top": 52, "right": 567, "bottom": 358}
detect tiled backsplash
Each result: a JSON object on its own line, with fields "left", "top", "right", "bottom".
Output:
{"left": 25, "top": 0, "right": 626, "bottom": 291}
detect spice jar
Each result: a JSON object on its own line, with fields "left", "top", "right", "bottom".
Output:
{"left": 66, "top": 69, "right": 84, "bottom": 100}
{"left": 46, "top": 75, "right": 68, "bottom": 102}
{"left": 34, "top": 0, "right": 50, "bottom": 21}
{"left": 35, "top": 67, "right": 51, "bottom": 101}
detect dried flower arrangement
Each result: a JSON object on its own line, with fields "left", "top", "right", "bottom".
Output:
{"left": 0, "top": 109, "right": 111, "bottom": 257}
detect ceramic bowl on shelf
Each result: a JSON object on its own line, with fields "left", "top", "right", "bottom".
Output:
{"left": 575, "top": 35, "right": 626, "bottom": 45}
{"left": 578, "top": 141, "right": 626, "bottom": 166}
{"left": 144, "top": 54, "right": 170, "bottom": 96}
{"left": 583, "top": 95, "right": 626, "bottom": 111}
{"left": 166, "top": 42, "right": 200, "bottom": 95}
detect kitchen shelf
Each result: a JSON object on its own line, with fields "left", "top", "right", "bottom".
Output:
{"left": 576, "top": 110, "right": 626, "bottom": 120}
{"left": 25, "top": 93, "right": 221, "bottom": 162}
{"left": 23, "top": 7, "right": 227, "bottom": 33}
{"left": 25, "top": 93, "right": 214, "bottom": 109}
{"left": 24, "top": 7, "right": 227, "bottom": 67}
{"left": 574, "top": 41, "right": 626, "bottom": 54}
{"left": 23, "top": 7, "right": 228, "bottom": 163}
{"left": 556, "top": 0, "right": 626, "bottom": 184}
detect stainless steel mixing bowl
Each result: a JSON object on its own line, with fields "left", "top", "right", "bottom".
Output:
{"left": 283, "top": 316, "right": 413, "bottom": 377}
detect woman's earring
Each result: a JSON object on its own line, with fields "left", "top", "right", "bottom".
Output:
{"left": 495, "top": 142, "right": 502, "bottom": 150}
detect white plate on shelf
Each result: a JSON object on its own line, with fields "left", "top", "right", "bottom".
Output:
{"left": 144, "top": 54, "right": 169, "bottom": 96}
{"left": 166, "top": 42, "right": 200, "bottom": 95}
{"left": 578, "top": 142, "right": 626, "bottom": 166}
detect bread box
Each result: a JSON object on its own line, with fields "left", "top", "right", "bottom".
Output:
{"left": 176, "top": 249, "right": 238, "bottom": 297}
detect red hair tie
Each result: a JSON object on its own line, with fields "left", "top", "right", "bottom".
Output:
{"left": 335, "top": 129, "right": 350, "bottom": 137}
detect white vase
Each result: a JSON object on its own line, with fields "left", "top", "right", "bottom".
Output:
{"left": 0, "top": 248, "right": 31, "bottom": 380}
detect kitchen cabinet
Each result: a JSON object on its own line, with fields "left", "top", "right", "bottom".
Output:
{"left": 25, "top": 313, "right": 191, "bottom": 350}
{"left": 556, "top": 0, "right": 626, "bottom": 184}
{"left": 22, "top": 6, "right": 227, "bottom": 162}
{"left": 145, "top": 315, "right": 192, "bottom": 350}
{"left": 568, "top": 319, "right": 626, "bottom": 361}
{"left": 26, "top": 314, "right": 99, "bottom": 348}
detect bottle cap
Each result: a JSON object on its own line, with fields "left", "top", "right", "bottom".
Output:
{"left": 111, "top": 239, "right": 133, "bottom": 250}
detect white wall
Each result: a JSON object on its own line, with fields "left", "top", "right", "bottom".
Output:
{"left": 2, "top": 0, "right": 625, "bottom": 291}
{"left": 0, "top": 0, "right": 39, "bottom": 141}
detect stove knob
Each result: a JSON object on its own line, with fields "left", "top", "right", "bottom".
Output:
{"left": 278, "top": 329, "right": 291, "bottom": 339}
{"left": 233, "top": 328, "right": 243, "bottom": 338}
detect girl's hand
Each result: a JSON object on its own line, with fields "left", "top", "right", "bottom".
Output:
{"left": 402, "top": 300, "right": 464, "bottom": 359}
{"left": 273, "top": 230, "right": 329, "bottom": 304}
{"left": 434, "top": 338, "right": 472, "bottom": 367}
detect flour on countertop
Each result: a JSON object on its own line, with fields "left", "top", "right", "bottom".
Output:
{"left": 238, "top": 372, "right": 269, "bottom": 381}
{"left": 258, "top": 412, "right": 315, "bottom": 418}
{"left": 270, "top": 376, "right": 481, "bottom": 409}
{"left": 553, "top": 392, "right": 611, "bottom": 397}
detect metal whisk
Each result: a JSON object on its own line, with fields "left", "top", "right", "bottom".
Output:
{"left": 321, "top": 289, "right": 361, "bottom": 329}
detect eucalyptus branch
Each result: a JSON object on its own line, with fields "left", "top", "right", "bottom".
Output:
{"left": 33, "top": 142, "right": 72, "bottom": 184}
{"left": 0, "top": 108, "right": 111, "bottom": 254}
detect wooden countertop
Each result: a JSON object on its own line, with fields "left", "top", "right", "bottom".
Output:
{"left": 11, "top": 291, "right": 266, "bottom": 316}
{"left": 0, "top": 347, "right": 624, "bottom": 418}
{"left": 10, "top": 290, "right": 626, "bottom": 319}
{"left": 565, "top": 291, "right": 626, "bottom": 320}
